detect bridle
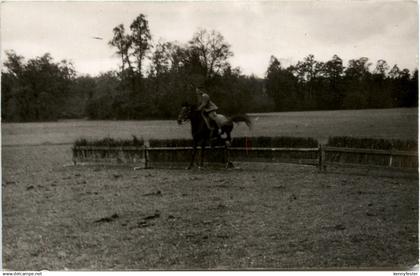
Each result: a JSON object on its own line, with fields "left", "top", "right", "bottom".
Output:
{"left": 177, "top": 105, "right": 192, "bottom": 125}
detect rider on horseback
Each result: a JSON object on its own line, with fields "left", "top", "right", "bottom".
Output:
{"left": 195, "top": 87, "right": 222, "bottom": 136}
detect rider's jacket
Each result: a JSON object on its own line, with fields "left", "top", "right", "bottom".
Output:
{"left": 197, "top": 93, "right": 218, "bottom": 113}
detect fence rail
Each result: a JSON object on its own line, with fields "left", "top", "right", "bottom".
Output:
{"left": 228, "top": 147, "right": 319, "bottom": 152}
{"left": 73, "top": 146, "right": 145, "bottom": 151}
{"left": 323, "top": 146, "right": 418, "bottom": 157}
{"left": 72, "top": 144, "right": 418, "bottom": 171}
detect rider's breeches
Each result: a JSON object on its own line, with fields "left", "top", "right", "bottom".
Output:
{"left": 202, "top": 111, "right": 221, "bottom": 129}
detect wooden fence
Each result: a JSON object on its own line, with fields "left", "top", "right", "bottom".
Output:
{"left": 72, "top": 144, "right": 418, "bottom": 171}
{"left": 145, "top": 146, "right": 226, "bottom": 168}
{"left": 319, "top": 145, "right": 418, "bottom": 171}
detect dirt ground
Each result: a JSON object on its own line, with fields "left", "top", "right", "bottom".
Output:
{"left": 2, "top": 145, "right": 418, "bottom": 270}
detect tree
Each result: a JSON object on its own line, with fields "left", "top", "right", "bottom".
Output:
{"left": 109, "top": 13, "right": 152, "bottom": 93}
{"left": 1, "top": 51, "right": 25, "bottom": 121}
{"left": 389, "top": 64, "right": 401, "bottom": 79}
{"left": 371, "top": 59, "right": 392, "bottom": 108}
{"left": 150, "top": 40, "right": 171, "bottom": 77}
{"left": 108, "top": 14, "right": 153, "bottom": 119}
{"left": 130, "top": 14, "right": 152, "bottom": 78}
{"left": 374, "top": 59, "right": 389, "bottom": 77}
{"left": 407, "top": 69, "right": 418, "bottom": 107}
{"left": 109, "top": 24, "right": 134, "bottom": 78}
{"left": 292, "top": 55, "right": 325, "bottom": 109}
{"left": 3, "top": 50, "right": 25, "bottom": 78}
{"left": 341, "top": 57, "right": 373, "bottom": 109}
{"left": 294, "top": 54, "right": 322, "bottom": 82}
{"left": 323, "top": 55, "right": 344, "bottom": 80}
{"left": 345, "top": 57, "right": 371, "bottom": 80}
{"left": 397, "top": 68, "right": 417, "bottom": 107}
{"left": 265, "top": 56, "right": 298, "bottom": 111}
{"left": 322, "top": 55, "right": 344, "bottom": 108}
{"left": 189, "top": 29, "right": 233, "bottom": 78}
{"left": 2, "top": 51, "right": 76, "bottom": 121}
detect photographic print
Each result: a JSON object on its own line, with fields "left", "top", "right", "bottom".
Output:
{"left": 1, "top": 0, "right": 418, "bottom": 271}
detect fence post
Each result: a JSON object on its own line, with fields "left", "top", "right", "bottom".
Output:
{"left": 144, "top": 144, "right": 149, "bottom": 169}
{"left": 318, "top": 144, "right": 322, "bottom": 171}
{"left": 388, "top": 153, "right": 393, "bottom": 167}
{"left": 72, "top": 147, "right": 77, "bottom": 165}
{"left": 318, "top": 144, "right": 326, "bottom": 172}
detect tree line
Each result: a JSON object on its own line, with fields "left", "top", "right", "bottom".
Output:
{"left": 266, "top": 55, "right": 418, "bottom": 111}
{"left": 1, "top": 13, "right": 418, "bottom": 122}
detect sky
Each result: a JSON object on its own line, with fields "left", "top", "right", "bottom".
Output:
{"left": 1, "top": 0, "right": 418, "bottom": 77}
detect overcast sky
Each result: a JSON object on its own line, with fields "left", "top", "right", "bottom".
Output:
{"left": 1, "top": 1, "right": 418, "bottom": 77}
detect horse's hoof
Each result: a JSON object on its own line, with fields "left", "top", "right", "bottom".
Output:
{"left": 226, "top": 162, "right": 234, "bottom": 169}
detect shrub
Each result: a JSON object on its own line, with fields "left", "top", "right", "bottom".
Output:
{"left": 327, "top": 136, "right": 417, "bottom": 151}
{"left": 149, "top": 138, "right": 193, "bottom": 147}
{"left": 74, "top": 135, "right": 144, "bottom": 147}
{"left": 231, "top": 136, "right": 318, "bottom": 148}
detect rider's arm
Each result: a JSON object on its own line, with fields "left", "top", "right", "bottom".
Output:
{"left": 197, "top": 93, "right": 210, "bottom": 111}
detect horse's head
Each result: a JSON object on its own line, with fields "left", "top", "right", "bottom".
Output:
{"left": 177, "top": 103, "right": 195, "bottom": 125}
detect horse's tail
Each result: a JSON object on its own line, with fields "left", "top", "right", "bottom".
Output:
{"left": 228, "top": 114, "right": 252, "bottom": 129}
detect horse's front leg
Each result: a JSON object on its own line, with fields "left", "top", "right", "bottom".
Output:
{"left": 188, "top": 143, "right": 197, "bottom": 170}
{"left": 199, "top": 142, "right": 206, "bottom": 168}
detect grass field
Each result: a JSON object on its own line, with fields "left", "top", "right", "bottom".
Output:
{"left": 2, "top": 108, "right": 418, "bottom": 146}
{"left": 2, "top": 108, "right": 418, "bottom": 270}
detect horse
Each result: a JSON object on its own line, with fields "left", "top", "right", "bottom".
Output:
{"left": 177, "top": 103, "right": 252, "bottom": 169}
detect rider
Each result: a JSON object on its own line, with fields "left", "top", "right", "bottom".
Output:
{"left": 195, "top": 87, "right": 222, "bottom": 136}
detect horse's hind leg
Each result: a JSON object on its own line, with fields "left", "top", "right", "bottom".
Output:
{"left": 225, "top": 147, "right": 234, "bottom": 168}
{"left": 224, "top": 138, "right": 234, "bottom": 169}
{"left": 225, "top": 131, "right": 232, "bottom": 147}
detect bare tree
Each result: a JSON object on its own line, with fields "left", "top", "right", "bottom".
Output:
{"left": 189, "top": 29, "right": 233, "bottom": 77}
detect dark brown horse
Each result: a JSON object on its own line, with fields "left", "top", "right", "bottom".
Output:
{"left": 177, "top": 103, "right": 252, "bottom": 169}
